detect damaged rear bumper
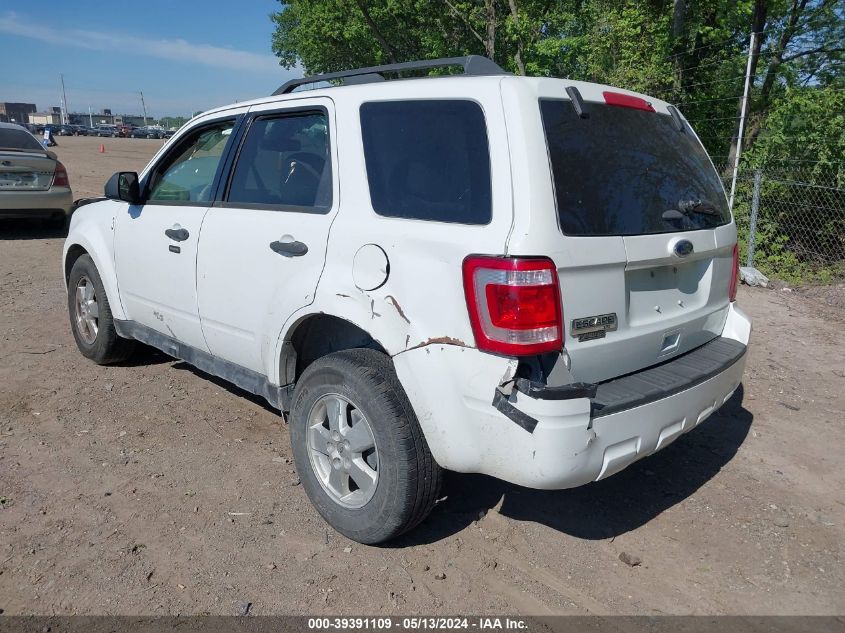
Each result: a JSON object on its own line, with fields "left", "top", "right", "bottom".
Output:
{"left": 392, "top": 302, "right": 751, "bottom": 490}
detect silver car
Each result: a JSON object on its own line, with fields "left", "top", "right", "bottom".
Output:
{"left": 0, "top": 122, "right": 73, "bottom": 227}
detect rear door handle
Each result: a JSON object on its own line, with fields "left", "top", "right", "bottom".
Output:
{"left": 270, "top": 239, "right": 308, "bottom": 257}
{"left": 165, "top": 227, "right": 189, "bottom": 241}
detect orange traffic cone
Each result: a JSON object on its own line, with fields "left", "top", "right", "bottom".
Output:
{"left": 99, "top": 144, "right": 105, "bottom": 153}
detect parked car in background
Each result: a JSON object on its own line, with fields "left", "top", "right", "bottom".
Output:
{"left": 130, "top": 127, "right": 166, "bottom": 139}
{"left": 116, "top": 124, "right": 135, "bottom": 138}
{"left": 163, "top": 128, "right": 177, "bottom": 138}
{"left": 0, "top": 122, "right": 73, "bottom": 228}
{"left": 63, "top": 56, "right": 750, "bottom": 544}
{"left": 70, "top": 125, "right": 88, "bottom": 136}
{"left": 56, "top": 125, "right": 76, "bottom": 136}
{"left": 92, "top": 125, "right": 119, "bottom": 137}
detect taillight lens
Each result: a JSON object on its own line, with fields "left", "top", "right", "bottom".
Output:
{"left": 52, "top": 162, "right": 69, "bottom": 188}
{"left": 603, "top": 91, "right": 655, "bottom": 112}
{"left": 462, "top": 256, "right": 563, "bottom": 356}
{"left": 729, "top": 243, "right": 739, "bottom": 302}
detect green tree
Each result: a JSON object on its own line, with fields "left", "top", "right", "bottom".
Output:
{"left": 270, "top": 0, "right": 845, "bottom": 281}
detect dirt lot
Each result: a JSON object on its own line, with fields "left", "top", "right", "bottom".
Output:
{"left": 1, "top": 136, "right": 843, "bottom": 616}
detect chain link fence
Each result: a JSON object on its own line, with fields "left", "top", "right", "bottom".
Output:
{"left": 715, "top": 164, "right": 845, "bottom": 283}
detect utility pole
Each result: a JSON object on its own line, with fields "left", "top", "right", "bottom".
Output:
{"left": 88, "top": 106, "right": 93, "bottom": 128}
{"left": 139, "top": 91, "right": 148, "bottom": 126}
{"left": 728, "top": 30, "right": 756, "bottom": 211}
{"left": 59, "top": 73, "right": 69, "bottom": 125}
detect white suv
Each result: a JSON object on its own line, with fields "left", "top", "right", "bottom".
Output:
{"left": 63, "top": 56, "right": 751, "bottom": 544}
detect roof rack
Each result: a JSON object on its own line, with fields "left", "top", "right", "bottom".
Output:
{"left": 272, "top": 55, "right": 508, "bottom": 95}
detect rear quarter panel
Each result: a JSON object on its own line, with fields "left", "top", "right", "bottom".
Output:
{"left": 269, "top": 77, "right": 515, "bottom": 383}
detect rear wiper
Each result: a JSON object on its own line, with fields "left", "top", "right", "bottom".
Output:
{"left": 662, "top": 199, "right": 723, "bottom": 224}
{"left": 678, "top": 198, "right": 721, "bottom": 216}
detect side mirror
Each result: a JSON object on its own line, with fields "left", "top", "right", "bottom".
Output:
{"left": 105, "top": 171, "right": 142, "bottom": 204}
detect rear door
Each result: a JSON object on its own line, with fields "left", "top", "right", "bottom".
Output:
{"left": 506, "top": 79, "right": 736, "bottom": 384}
{"left": 196, "top": 97, "right": 336, "bottom": 375}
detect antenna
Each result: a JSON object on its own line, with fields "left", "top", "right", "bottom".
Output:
{"left": 139, "top": 91, "right": 148, "bottom": 126}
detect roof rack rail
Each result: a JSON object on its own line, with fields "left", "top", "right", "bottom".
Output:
{"left": 272, "top": 55, "right": 508, "bottom": 95}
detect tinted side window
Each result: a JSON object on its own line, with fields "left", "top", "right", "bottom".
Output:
{"left": 147, "top": 121, "right": 234, "bottom": 203}
{"left": 360, "top": 100, "right": 491, "bottom": 224}
{"left": 226, "top": 111, "right": 331, "bottom": 210}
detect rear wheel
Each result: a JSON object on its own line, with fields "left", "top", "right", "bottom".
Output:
{"left": 289, "top": 348, "right": 442, "bottom": 544}
{"left": 67, "top": 254, "right": 135, "bottom": 364}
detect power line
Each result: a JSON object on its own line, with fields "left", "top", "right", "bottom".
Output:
{"left": 664, "top": 30, "right": 769, "bottom": 60}
{"left": 650, "top": 73, "right": 748, "bottom": 96}
{"left": 673, "top": 47, "right": 785, "bottom": 75}
{"left": 675, "top": 94, "right": 747, "bottom": 107}
{"left": 685, "top": 115, "right": 743, "bottom": 124}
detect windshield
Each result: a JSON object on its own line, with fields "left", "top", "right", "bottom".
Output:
{"left": 0, "top": 127, "right": 45, "bottom": 152}
{"left": 540, "top": 99, "right": 730, "bottom": 236}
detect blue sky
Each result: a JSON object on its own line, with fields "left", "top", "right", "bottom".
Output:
{"left": 1, "top": 1, "right": 300, "bottom": 118}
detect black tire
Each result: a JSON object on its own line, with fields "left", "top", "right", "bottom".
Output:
{"left": 67, "top": 254, "right": 135, "bottom": 364}
{"left": 289, "top": 348, "right": 442, "bottom": 544}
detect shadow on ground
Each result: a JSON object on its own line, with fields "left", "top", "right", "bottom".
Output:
{"left": 117, "top": 341, "right": 752, "bottom": 545}
{"left": 394, "top": 385, "right": 752, "bottom": 546}
{"left": 0, "top": 218, "right": 68, "bottom": 240}
{"left": 171, "top": 360, "right": 280, "bottom": 414}
{"left": 113, "top": 343, "right": 174, "bottom": 368}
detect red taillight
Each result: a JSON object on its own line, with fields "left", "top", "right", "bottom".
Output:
{"left": 729, "top": 243, "right": 739, "bottom": 302}
{"left": 52, "top": 162, "right": 69, "bottom": 188}
{"left": 462, "top": 256, "right": 563, "bottom": 356}
{"left": 602, "top": 91, "right": 655, "bottom": 112}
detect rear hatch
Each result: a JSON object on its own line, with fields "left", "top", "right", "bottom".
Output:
{"left": 532, "top": 86, "right": 736, "bottom": 384}
{"left": 0, "top": 127, "right": 55, "bottom": 192}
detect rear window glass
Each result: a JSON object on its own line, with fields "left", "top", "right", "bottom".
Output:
{"left": 0, "top": 127, "right": 44, "bottom": 152}
{"left": 360, "top": 100, "right": 491, "bottom": 224}
{"left": 540, "top": 99, "right": 730, "bottom": 236}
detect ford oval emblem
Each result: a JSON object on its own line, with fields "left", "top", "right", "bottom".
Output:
{"left": 673, "top": 239, "right": 694, "bottom": 257}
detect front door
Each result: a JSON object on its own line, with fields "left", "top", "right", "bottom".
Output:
{"left": 114, "top": 116, "right": 241, "bottom": 351}
{"left": 196, "top": 99, "right": 337, "bottom": 375}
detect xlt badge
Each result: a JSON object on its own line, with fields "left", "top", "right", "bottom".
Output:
{"left": 571, "top": 313, "right": 618, "bottom": 341}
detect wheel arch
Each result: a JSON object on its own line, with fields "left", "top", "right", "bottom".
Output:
{"left": 64, "top": 243, "right": 88, "bottom": 285}
{"left": 278, "top": 312, "right": 388, "bottom": 386}
{"left": 62, "top": 203, "right": 126, "bottom": 320}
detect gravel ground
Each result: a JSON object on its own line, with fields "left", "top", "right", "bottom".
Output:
{"left": 0, "top": 136, "right": 843, "bottom": 616}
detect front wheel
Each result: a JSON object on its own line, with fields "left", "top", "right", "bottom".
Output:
{"left": 289, "top": 349, "right": 442, "bottom": 544}
{"left": 67, "top": 254, "right": 135, "bottom": 364}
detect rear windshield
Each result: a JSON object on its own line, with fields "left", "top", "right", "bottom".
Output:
{"left": 0, "top": 127, "right": 45, "bottom": 152}
{"left": 540, "top": 99, "right": 730, "bottom": 236}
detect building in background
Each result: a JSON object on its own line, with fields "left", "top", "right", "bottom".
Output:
{"left": 3, "top": 101, "right": 160, "bottom": 128}
{"left": 0, "top": 102, "right": 37, "bottom": 124}
{"left": 29, "top": 109, "right": 63, "bottom": 126}
{"left": 29, "top": 113, "right": 61, "bottom": 126}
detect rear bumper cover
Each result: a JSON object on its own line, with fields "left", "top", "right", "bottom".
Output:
{"left": 393, "top": 302, "right": 751, "bottom": 489}
{"left": 0, "top": 187, "right": 73, "bottom": 217}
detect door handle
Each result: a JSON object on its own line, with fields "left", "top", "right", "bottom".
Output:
{"left": 270, "top": 239, "right": 308, "bottom": 257}
{"left": 165, "top": 227, "right": 189, "bottom": 242}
